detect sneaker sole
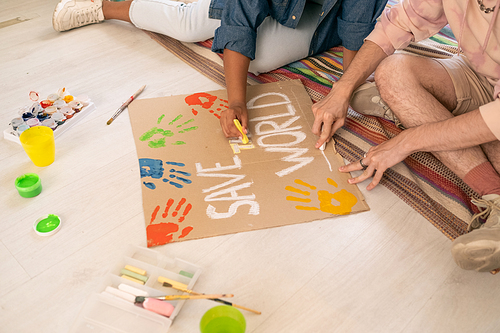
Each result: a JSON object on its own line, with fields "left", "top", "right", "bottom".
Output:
{"left": 52, "top": 0, "right": 75, "bottom": 32}
{"left": 451, "top": 228, "right": 500, "bottom": 272}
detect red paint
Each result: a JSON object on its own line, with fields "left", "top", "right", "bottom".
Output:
{"left": 162, "top": 198, "right": 174, "bottom": 218}
{"left": 179, "top": 226, "right": 193, "bottom": 239}
{"left": 178, "top": 203, "right": 192, "bottom": 223}
{"left": 147, "top": 222, "right": 179, "bottom": 246}
{"left": 185, "top": 92, "right": 217, "bottom": 109}
{"left": 214, "top": 114, "right": 221, "bottom": 119}
{"left": 191, "top": 108, "right": 198, "bottom": 116}
{"left": 150, "top": 205, "right": 160, "bottom": 223}
{"left": 172, "top": 198, "right": 186, "bottom": 217}
{"left": 40, "top": 100, "right": 52, "bottom": 108}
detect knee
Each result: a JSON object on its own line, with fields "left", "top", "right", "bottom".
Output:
{"left": 374, "top": 54, "right": 415, "bottom": 99}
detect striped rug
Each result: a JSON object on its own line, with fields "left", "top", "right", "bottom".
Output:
{"left": 143, "top": 5, "right": 481, "bottom": 242}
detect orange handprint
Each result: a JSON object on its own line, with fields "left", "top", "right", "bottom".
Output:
{"left": 285, "top": 178, "right": 357, "bottom": 215}
{"left": 147, "top": 198, "right": 194, "bottom": 247}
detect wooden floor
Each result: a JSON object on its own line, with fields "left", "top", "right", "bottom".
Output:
{"left": 1, "top": 1, "right": 499, "bottom": 332}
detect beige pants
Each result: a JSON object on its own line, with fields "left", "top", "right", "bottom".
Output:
{"left": 435, "top": 54, "right": 494, "bottom": 115}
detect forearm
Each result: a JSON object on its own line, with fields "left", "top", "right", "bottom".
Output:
{"left": 399, "top": 109, "right": 497, "bottom": 155}
{"left": 336, "top": 40, "right": 387, "bottom": 97}
{"left": 341, "top": 47, "right": 357, "bottom": 70}
{"left": 223, "top": 49, "right": 250, "bottom": 108}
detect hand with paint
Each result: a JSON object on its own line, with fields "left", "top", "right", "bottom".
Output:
{"left": 220, "top": 102, "right": 249, "bottom": 139}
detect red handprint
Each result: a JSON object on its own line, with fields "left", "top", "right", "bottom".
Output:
{"left": 147, "top": 198, "right": 194, "bottom": 247}
{"left": 184, "top": 92, "right": 228, "bottom": 119}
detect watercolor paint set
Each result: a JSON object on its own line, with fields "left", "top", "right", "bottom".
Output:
{"left": 70, "top": 245, "right": 202, "bottom": 332}
{"left": 3, "top": 88, "right": 95, "bottom": 144}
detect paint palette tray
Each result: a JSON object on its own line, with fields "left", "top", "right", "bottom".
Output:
{"left": 70, "top": 245, "right": 202, "bottom": 332}
{"left": 3, "top": 102, "right": 96, "bottom": 144}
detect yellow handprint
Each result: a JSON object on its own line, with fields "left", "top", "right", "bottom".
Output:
{"left": 285, "top": 178, "right": 357, "bottom": 215}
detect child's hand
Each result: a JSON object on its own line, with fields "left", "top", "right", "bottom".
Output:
{"left": 220, "top": 102, "right": 248, "bottom": 138}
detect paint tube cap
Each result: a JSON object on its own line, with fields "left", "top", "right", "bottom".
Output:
{"left": 34, "top": 214, "right": 62, "bottom": 236}
{"left": 15, "top": 173, "right": 42, "bottom": 198}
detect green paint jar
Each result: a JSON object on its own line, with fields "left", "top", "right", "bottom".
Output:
{"left": 34, "top": 214, "right": 61, "bottom": 236}
{"left": 15, "top": 173, "right": 42, "bottom": 198}
{"left": 200, "top": 306, "right": 246, "bottom": 333}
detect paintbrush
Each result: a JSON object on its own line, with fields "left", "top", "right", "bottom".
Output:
{"left": 107, "top": 85, "right": 146, "bottom": 125}
{"left": 163, "top": 282, "right": 261, "bottom": 314}
{"left": 135, "top": 293, "right": 233, "bottom": 303}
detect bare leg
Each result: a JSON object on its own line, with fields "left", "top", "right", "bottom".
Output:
{"left": 102, "top": 0, "right": 132, "bottom": 23}
{"left": 374, "top": 54, "right": 491, "bottom": 180}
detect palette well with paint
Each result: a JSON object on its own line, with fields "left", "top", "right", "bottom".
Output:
{"left": 71, "top": 245, "right": 201, "bottom": 332}
{"left": 3, "top": 89, "right": 96, "bottom": 144}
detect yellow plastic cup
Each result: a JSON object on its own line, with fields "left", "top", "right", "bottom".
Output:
{"left": 19, "top": 126, "right": 55, "bottom": 167}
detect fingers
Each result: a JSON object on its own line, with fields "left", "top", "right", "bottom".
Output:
{"left": 220, "top": 106, "right": 248, "bottom": 138}
{"left": 339, "top": 155, "right": 384, "bottom": 190}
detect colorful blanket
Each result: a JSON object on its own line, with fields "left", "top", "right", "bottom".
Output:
{"left": 143, "top": 4, "right": 480, "bottom": 241}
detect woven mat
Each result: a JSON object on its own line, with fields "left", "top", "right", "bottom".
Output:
{"left": 142, "top": 14, "right": 480, "bottom": 241}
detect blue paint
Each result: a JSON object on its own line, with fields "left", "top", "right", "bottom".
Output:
{"left": 162, "top": 178, "right": 169, "bottom": 182}
{"left": 139, "top": 158, "right": 164, "bottom": 179}
{"left": 165, "top": 162, "right": 185, "bottom": 166}
{"left": 176, "top": 176, "right": 192, "bottom": 184}
{"left": 143, "top": 182, "right": 156, "bottom": 189}
{"left": 170, "top": 169, "right": 191, "bottom": 177}
{"left": 169, "top": 182, "right": 183, "bottom": 188}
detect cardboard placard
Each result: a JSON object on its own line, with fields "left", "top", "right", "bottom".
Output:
{"left": 128, "top": 80, "right": 369, "bottom": 247}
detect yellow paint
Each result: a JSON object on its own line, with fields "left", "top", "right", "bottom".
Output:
{"left": 286, "top": 196, "right": 311, "bottom": 203}
{"left": 285, "top": 178, "right": 358, "bottom": 215}
{"left": 295, "top": 206, "right": 319, "bottom": 211}
{"left": 317, "top": 189, "right": 357, "bottom": 215}
{"left": 327, "top": 178, "right": 338, "bottom": 188}
{"left": 285, "top": 186, "right": 310, "bottom": 196}
{"left": 295, "top": 179, "right": 316, "bottom": 190}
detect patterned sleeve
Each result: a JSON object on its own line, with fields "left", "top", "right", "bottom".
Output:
{"left": 365, "top": 0, "right": 448, "bottom": 55}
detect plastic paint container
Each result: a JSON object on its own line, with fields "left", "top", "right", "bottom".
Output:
{"left": 30, "top": 102, "right": 43, "bottom": 115}
{"left": 22, "top": 112, "right": 34, "bottom": 121}
{"left": 17, "top": 123, "right": 30, "bottom": 135}
{"left": 11, "top": 117, "right": 25, "bottom": 130}
{"left": 75, "top": 94, "right": 90, "bottom": 106}
{"left": 26, "top": 118, "right": 41, "bottom": 127}
{"left": 200, "top": 306, "right": 246, "bottom": 333}
{"left": 15, "top": 173, "right": 42, "bottom": 198}
{"left": 41, "top": 118, "right": 57, "bottom": 130}
{"left": 53, "top": 100, "right": 66, "bottom": 109}
{"left": 45, "top": 105, "right": 57, "bottom": 115}
{"left": 33, "top": 214, "right": 61, "bottom": 236}
{"left": 51, "top": 112, "right": 66, "bottom": 125}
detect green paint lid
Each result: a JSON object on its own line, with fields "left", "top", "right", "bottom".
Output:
{"left": 34, "top": 214, "right": 61, "bottom": 236}
{"left": 15, "top": 173, "right": 42, "bottom": 198}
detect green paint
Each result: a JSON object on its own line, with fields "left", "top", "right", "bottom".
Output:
{"left": 157, "top": 114, "right": 165, "bottom": 124}
{"left": 139, "top": 127, "right": 174, "bottom": 141}
{"left": 177, "top": 118, "right": 194, "bottom": 128}
{"left": 172, "top": 141, "right": 186, "bottom": 145}
{"left": 148, "top": 138, "right": 166, "bottom": 148}
{"left": 178, "top": 126, "right": 198, "bottom": 133}
{"left": 18, "top": 175, "right": 38, "bottom": 188}
{"left": 36, "top": 214, "right": 60, "bottom": 233}
{"left": 168, "top": 114, "right": 183, "bottom": 125}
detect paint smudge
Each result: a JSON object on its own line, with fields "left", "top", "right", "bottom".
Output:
{"left": 285, "top": 178, "right": 357, "bottom": 215}
{"left": 140, "top": 159, "right": 192, "bottom": 190}
{"left": 143, "top": 182, "right": 156, "bottom": 189}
